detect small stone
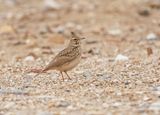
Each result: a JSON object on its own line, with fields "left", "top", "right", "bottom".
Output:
{"left": 149, "top": 102, "right": 160, "bottom": 111}
{"left": 153, "top": 86, "right": 160, "bottom": 91}
{"left": 55, "top": 100, "right": 70, "bottom": 108}
{"left": 26, "top": 39, "right": 37, "bottom": 48}
{"left": 53, "top": 25, "right": 65, "bottom": 33}
{"left": 108, "top": 28, "right": 122, "bottom": 36}
{"left": 102, "top": 103, "right": 109, "bottom": 108}
{"left": 4, "top": 102, "right": 15, "bottom": 109}
{"left": 65, "top": 89, "right": 71, "bottom": 92}
{"left": 112, "top": 102, "right": 122, "bottom": 107}
{"left": 151, "top": 85, "right": 160, "bottom": 95}
{"left": 124, "top": 80, "right": 130, "bottom": 85}
{"left": 146, "top": 33, "right": 159, "bottom": 40}
{"left": 143, "top": 96, "right": 151, "bottom": 101}
{"left": 24, "top": 56, "right": 35, "bottom": 62}
{"left": 115, "top": 54, "right": 129, "bottom": 61}
{"left": 32, "top": 48, "right": 42, "bottom": 55}
{"left": 44, "top": 0, "right": 61, "bottom": 10}
{"left": 138, "top": 9, "right": 150, "bottom": 17}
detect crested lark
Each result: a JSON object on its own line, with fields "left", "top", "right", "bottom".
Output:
{"left": 34, "top": 32, "right": 85, "bottom": 81}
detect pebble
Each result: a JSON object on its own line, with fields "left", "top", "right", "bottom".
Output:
{"left": 151, "top": 85, "right": 160, "bottom": 95}
{"left": 26, "top": 39, "right": 37, "bottom": 48}
{"left": 4, "top": 102, "right": 15, "bottom": 109}
{"left": 112, "top": 102, "right": 122, "bottom": 107}
{"left": 108, "top": 28, "right": 122, "bottom": 36}
{"left": 146, "top": 33, "right": 159, "bottom": 40}
{"left": 115, "top": 54, "right": 129, "bottom": 61}
{"left": 138, "top": 9, "right": 150, "bottom": 17}
{"left": 149, "top": 102, "right": 160, "bottom": 111}
{"left": 143, "top": 96, "right": 150, "bottom": 101}
{"left": 55, "top": 100, "right": 70, "bottom": 108}
{"left": 24, "top": 56, "right": 35, "bottom": 62}
{"left": 53, "top": 25, "right": 65, "bottom": 33}
{"left": 153, "top": 85, "right": 160, "bottom": 91}
{"left": 44, "top": 0, "right": 61, "bottom": 10}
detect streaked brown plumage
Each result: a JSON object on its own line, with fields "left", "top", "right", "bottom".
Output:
{"left": 34, "top": 32, "right": 85, "bottom": 81}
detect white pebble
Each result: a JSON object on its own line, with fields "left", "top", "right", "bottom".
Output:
{"left": 53, "top": 25, "right": 65, "bottom": 33}
{"left": 24, "top": 56, "right": 35, "bottom": 62}
{"left": 149, "top": 102, "right": 160, "bottom": 111}
{"left": 44, "top": 0, "right": 61, "bottom": 10}
{"left": 146, "top": 33, "right": 158, "bottom": 40}
{"left": 108, "top": 28, "right": 122, "bottom": 36}
{"left": 115, "top": 54, "right": 129, "bottom": 61}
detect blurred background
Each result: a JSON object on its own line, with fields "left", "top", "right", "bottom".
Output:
{"left": 0, "top": 0, "right": 160, "bottom": 63}
{"left": 0, "top": 0, "right": 160, "bottom": 114}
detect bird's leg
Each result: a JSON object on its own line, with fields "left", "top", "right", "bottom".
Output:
{"left": 60, "top": 72, "right": 64, "bottom": 81}
{"left": 64, "top": 71, "right": 71, "bottom": 80}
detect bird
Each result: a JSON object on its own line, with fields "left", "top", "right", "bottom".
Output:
{"left": 33, "top": 32, "right": 85, "bottom": 81}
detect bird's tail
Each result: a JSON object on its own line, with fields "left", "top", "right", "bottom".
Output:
{"left": 33, "top": 66, "right": 50, "bottom": 77}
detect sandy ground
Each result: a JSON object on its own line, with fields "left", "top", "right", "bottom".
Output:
{"left": 0, "top": 0, "right": 160, "bottom": 115}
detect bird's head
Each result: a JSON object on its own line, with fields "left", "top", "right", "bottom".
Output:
{"left": 69, "top": 32, "right": 85, "bottom": 47}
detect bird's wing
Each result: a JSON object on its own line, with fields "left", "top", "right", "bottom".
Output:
{"left": 43, "top": 48, "right": 75, "bottom": 71}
